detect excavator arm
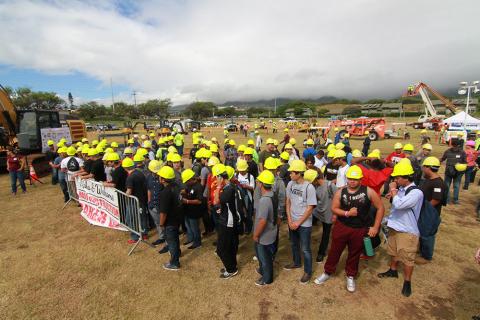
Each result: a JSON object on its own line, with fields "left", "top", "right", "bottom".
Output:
{"left": 0, "top": 85, "right": 18, "bottom": 145}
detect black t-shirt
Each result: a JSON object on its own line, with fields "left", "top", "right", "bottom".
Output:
{"left": 247, "top": 160, "right": 259, "bottom": 178}
{"left": 337, "top": 185, "right": 372, "bottom": 228}
{"left": 91, "top": 159, "right": 106, "bottom": 182}
{"left": 126, "top": 169, "right": 148, "bottom": 207}
{"left": 111, "top": 166, "right": 127, "bottom": 192}
{"left": 158, "top": 183, "right": 183, "bottom": 226}
{"left": 325, "top": 162, "right": 339, "bottom": 181}
{"left": 184, "top": 182, "right": 205, "bottom": 219}
{"left": 420, "top": 177, "right": 446, "bottom": 215}
{"left": 83, "top": 159, "right": 93, "bottom": 174}
{"left": 45, "top": 150, "right": 57, "bottom": 163}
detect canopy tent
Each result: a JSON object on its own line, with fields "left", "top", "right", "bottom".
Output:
{"left": 443, "top": 111, "right": 480, "bottom": 131}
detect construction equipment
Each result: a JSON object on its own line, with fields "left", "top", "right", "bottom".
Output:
{"left": 404, "top": 82, "right": 459, "bottom": 130}
{"left": 328, "top": 117, "right": 386, "bottom": 141}
{"left": 0, "top": 85, "right": 86, "bottom": 171}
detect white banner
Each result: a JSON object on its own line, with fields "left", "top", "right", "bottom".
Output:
{"left": 40, "top": 127, "right": 72, "bottom": 152}
{"left": 75, "top": 177, "right": 127, "bottom": 231}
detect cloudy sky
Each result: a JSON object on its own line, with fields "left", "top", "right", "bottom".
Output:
{"left": 1, "top": 0, "right": 479, "bottom": 105}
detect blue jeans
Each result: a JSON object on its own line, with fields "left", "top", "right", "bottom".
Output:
{"left": 444, "top": 173, "right": 463, "bottom": 203}
{"left": 255, "top": 242, "right": 276, "bottom": 284}
{"left": 59, "top": 178, "right": 69, "bottom": 202}
{"left": 420, "top": 235, "right": 436, "bottom": 260}
{"left": 176, "top": 145, "right": 184, "bottom": 155}
{"left": 9, "top": 170, "right": 26, "bottom": 193}
{"left": 165, "top": 225, "right": 180, "bottom": 267}
{"left": 185, "top": 217, "right": 201, "bottom": 246}
{"left": 51, "top": 167, "right": 58, "bottom": 185}
{"left": 463, "top": 166, "right": 474, "bottom": 189}
{"left": 289, "top": 226, "right": 312, "bottom": 275}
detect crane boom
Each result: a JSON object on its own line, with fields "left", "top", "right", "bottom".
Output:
{"left": 405, "top": 82, "right": 459, "bottom": 117}
{"left": 0, "top": 85, "right": 18, "bottom": 144}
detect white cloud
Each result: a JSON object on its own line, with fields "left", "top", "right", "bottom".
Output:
{"left": 0, "top": 0, "right": 479, "bottom": 105}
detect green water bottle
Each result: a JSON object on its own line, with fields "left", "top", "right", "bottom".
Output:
{"left": 363, "top": 237, "right": 374, "bottom": 257}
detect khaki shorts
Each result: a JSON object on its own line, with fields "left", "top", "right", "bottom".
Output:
{"left": 387, "top": 228, "right": 419, "bottom": 267}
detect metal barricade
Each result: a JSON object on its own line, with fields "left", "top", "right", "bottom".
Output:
{"left": 62, "top": 173, "right": 79, "bottom": 210}
{"left": 116, "top": 189, "right": 154, "bottom": 255}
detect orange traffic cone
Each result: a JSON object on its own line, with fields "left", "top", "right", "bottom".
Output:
{"left": 29, "top": 165, "right": 42, "bottom": 184}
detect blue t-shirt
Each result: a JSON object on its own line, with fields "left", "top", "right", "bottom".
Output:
{"left": 55, "top": 156, "right": 65, "bottom": 180}
{"left": 303, "top": 148, "right": 316, "bottom": 160}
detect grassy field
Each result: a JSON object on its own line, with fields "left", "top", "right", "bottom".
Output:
{"left": 0, "top": 119, "right": 479, "bottom": 319}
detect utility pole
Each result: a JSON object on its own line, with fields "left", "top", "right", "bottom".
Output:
{"left": 132, "top": 91, "right": 137, "bottom": 108}
{"left": 110, "top": 78, "right": 115, "bottom": 112}
{"left": 274, "top": 98, "right": 277, "bottom": 114}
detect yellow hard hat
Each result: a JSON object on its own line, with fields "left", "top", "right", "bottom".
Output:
{"left": 273, "top": 139, "right": 279, "bottom": 146}
{"left": 352, "top": 149, "right": 363, "bottom": 158}
{"left": 304, "top": 169, "right": 318, "bottom": 183}
{"left": 133, "top": 153, "right": 145, "bottom": 162}
{"left": 288, "top": 159, "right": 306, "bottom": 172}
{"left": 170, "top": 153, "right": 182, "bottom": 163}
{"left": 327, "top": 149, "right": 336, "bottom": 158}
{"left": 335, "top": 143, "right": 345, "bottom": 150}
{"left": 47, "top": 140, "right": 55, "bottom": 146}
{"left": 391, "top": 161, "right": 414, "bottom": 177}
{"left": 143, "top": 141, "right": 152, "bottom": 148}
{"left": 81, "top": 148, "right": 89, "bottom": 154}
{"left": 209, "top": 144, "right": 219, "bottom": 152}
{"left": 149, "top": 132, "right": 155, "bottom": 138}
{"left": 238, "top": 145, "right": 246, "bottom": 152}
{"left": 81, "top": 138, "right": 88, "bottom": 143}
{"left": 367, "top": 151, "right": 380, "bottom": 159}
{"left": 247, "top": 139, "right": 255, "bottom": 146}
{"left": 394, "top": 142, "right": 403, "bottom": 150}
{"left": 211, "top": 137, "right": 217, "bottom": 142}
{"left": 334, "top": 128, "right": 339, "bottom": 132}
{"left": 137, "top": 148, "right": 148, "bottom": 157}
{"left": 205, "top": 141, "right": 212, "bottom": 147}
{"left": 58, "top": 147, "right": 67, "bottom": 154}
{"left": 403, "top": 143, "right": 414, "bottom": 152}
{"left": 182, "top": 169, "right": 196, "bottom": 183}
{"left": 122, "top": 157, "right": 135, "bottom": 168}
{"left": 327, "top": 144, "right": 336, "bottom": 152}
{"left": 365, "top": 131, "right": 369, "bottom": 135}
{"left": 123, "top": 147, "right": 133, "bottom": 154}
{"left": 344, "top": 133, "right": 350, "bottom": 138}
{"left": 333, "top": 149, "right": 347, "bottom": 159}
{"left": 140, "top": 134, "right": 147, "bottom": 140}
{"left": 195, "top": 149, "right": 204, "bottom": 159}
{"left": 57, "top": 141, "right": 65, "bottom": 147}
{"left": 421, "top": 129, "right": 427, "bottom": 134}
{"left": 476, "top": 130, "right": 480, "bottom": 135}
{"left": 289, "top": 138, "right": 296, "bottom": 145}
{"left": 203, "top": 150, "right": 212, "bottom": 158}
{"left": 192, "top": 138, "right": 199, "bottom": 145}
{"left": 76, "top": 146, "right": 83, "bottom": 153}
{"left": 159, "top": 166, "right": 175, "bottom": 180}
{"left": 167, "top": 146, "right": 177, "bottom": 154}
{"left": 266, "top": 138, "right": 275, "bottom": 145}
{"left": 128, "top": 138, "right": 134, "bottom": 144}
{"left": 92, "top": 140, "right": 99, "bottom": 146}
{"left": 257, "top": 170, "right": 275, "bottom": 185}
{"left": 87, "top": 148, "right": 98, "bottom": 157}
{"left": 236, "top": 159, "right": 248, "bottom": 171}
{"left": 212, "top": 163, "right": 226, "bottom": 177}
{"left": 224, "top": 138, "right": 230, "bottom": 144}
{"left": 229, "top": 139, "right": 236, "bottom": 146}
{"left": 346, "top": 165, "right": 364, "bottom": 180}
{"left": 95, "top": 146, "right": 104, "bottom": 154}
{"left": 148, "top": 160, "right": 162, "bottom": 174}
{"left": 207, "top": 156, "right": 220, "bottom": 167}
{"left": 284, "top": 128, "right": 289, "bottom": 132}
{"left": 284, "top": 143, "right": 293, "bottom": 150}
{"left": 110, "top": 142, "right": 119, "bottom": 148}
{"left": 455, "top": 163, "right": 467, "bottom": 172}
{"left": 67, "top": 146, "right": 77, "bottom": 156}
{"left": 225, "top": 166, "right": 235, "bottom": 180}
{"left": 422, "top": 143, "right": 433, "bottom": 150}
{"left": 264, "top": 157, "right": 279, "bottom": 170}
{"left": 106, "top": 152, "right": 120, "bottom": 161}
{"left": 306, "top": 139, "right": 314, "bottom": 145}
{"left": 422, "top": 156, "right": 440, "bottom": 167}
{"left": 280, "top": 151, "right": 290, "bottom": 161}
{"left": 244, "top": 147, "right": 254, "bottom": 155}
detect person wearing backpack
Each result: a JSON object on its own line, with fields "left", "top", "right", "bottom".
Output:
{"left": 378, "top": 160, "right": 424, "bottom": 297}
{"left": 403, "top": 144, "right": 422, "bottom": 185}
{"left": 284, "top": 160, "right": 317, "bottom": 284}
{"left": 236, "top": 159, "right": 255, "bottom": 234}
{"left": 158, "top": 165, "right": 184, "bottom": 271}
{"left": 253, "top": 170, "right": 277, "bottom": 286}
{"left": 440, "top": 139, "right": 467, "bottom": 204}
{"left": 416, "top": 157, "right": 447, "bottom": 264}
{"left": 212, "top": 164, "right": 240, "bottom": 279}
{"left": 61, "top": 146, "right": 84, "bottom": 182}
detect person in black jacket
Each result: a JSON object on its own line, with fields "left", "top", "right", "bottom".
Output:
{"left": 212, "top": 164, "right": 239, "bottom": 279}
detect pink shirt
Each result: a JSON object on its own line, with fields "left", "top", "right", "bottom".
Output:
{"left": 465, "top": 149, "right": 478, "bottom": 167}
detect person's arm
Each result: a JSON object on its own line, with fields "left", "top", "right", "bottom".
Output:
{"left": 391, "top": 189, "right": 423, "bottom": 210}
{"left": 148, "top": 189, "right": 152, "bottom": 203}
{"left": 291, "top": 205, "right": 315, "bottom": 229}
{"left": 440, "top": 150, "right": 448, "bottom": 163}
{"left": 213, "top": 180, "right": 223, "bottom": 206}
{"left": 126, "top": 187, "right": 132, "bottom": 196}
{"left": 351, "top": 156, "right": 368, "bottom": 165}
{"left": 331, "top": 188, "right": 358, "bottom": 217}
{"left": 19, "top": 157, "right": 26, "bottom": 171}
{"left": 367, "top": 187, "right": 384, "bottom": 237}
{"left": 475, "top": 248, "right": 480, "bottom": 264}
{"left": 253, "top": 218, "right": 267, "bottom": 242}
{"left": 291, "top": 185, "right": 317, "bottom": 229}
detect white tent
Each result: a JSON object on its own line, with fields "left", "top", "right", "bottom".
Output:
{"left": 443, "top": 111, "right": 480, "bottom": 131}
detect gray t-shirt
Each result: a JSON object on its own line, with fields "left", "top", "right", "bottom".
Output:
{"left": 200, "top": 166, "right": 210, "bottom": 181}
{"left": 254, "top": 192, "right": 277, "bottom": 245}
{"left": 313, "top": 181, "right": 337, "bottom": 224}
{"left": 286, "top": 180, "right": 317, "bottom": 227}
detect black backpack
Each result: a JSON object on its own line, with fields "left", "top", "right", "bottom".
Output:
{"left": 405, "top": 186, "right": 441, "bottom": 237}
{"left": 67, "top": 157, "right": 80, "bottom": 172}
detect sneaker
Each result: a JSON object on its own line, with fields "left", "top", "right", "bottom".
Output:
{"left": 220, "top": 270, "right": 238, "bottom": 279}
{"left": 255, "top": 279, "right": 270, "bottom": 287}
{"left": 401, "top": 281, "right": 412, "bottom": 297}
{"left": 158, "top": 246, "right": 169, "bottom": 254}
{"left": 377, "top": 269, "right": 398, "bottom": 278}
{"left": 300, "top": 273, "right": 311, "bottom": 284}
{"left": 314, "top": 273, "right": 331, "bottom": 285}
{"left": 316, "top": 255, "right": 325, "bottom": 263}
{"left": 252, "top": 256, "right": 258, "bottom": 261}
{"left": 152, "top": 239, "right": 165, "bottom": 246}
{"left": 163, "top": 263, "right": 180, "bottom": 271}
{"left": 188, "top": 244, "right": 201, "bottom": 249}
{"left": 346, "top": 276, "right": 356, "bottom": 293}
{"left": 283, "top": 263, "right": 301, "bottom": 270}
{"left": 127, "top": 239, "right": 138, "bottom": 244}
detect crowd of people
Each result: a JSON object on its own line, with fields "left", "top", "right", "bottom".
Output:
{"left": 41, "top": 126, "right": 480, "bottom": 296}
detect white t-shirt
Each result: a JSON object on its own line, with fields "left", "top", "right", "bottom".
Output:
{"left": 314, "top": 156, "right": 328, "bottom": 170}
{"left": 286, "top": 180, "right": 317, "bottom": 227}
{"left": 236, "top": 172, "right": 255, "bottom": 201}
{"left": 60, "top": 156, "right": 84, "bottom": 181}
{"left": 336, "top": 164, "right": 350, "bottom": 188}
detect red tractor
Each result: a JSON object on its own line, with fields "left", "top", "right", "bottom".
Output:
{"left": 328, "top": 117, "right": 386, "bottom": 141}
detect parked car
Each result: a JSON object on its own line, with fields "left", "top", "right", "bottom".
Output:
{"left": 224, "top": 123, "right": 238, "bottom": 132}
{"left": 203, "top": 121, "right": 217, "bottom": 127}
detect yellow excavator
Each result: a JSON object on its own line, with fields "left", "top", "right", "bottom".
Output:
{"left": 0, "top": 85, "right": 86, "bottom": 173}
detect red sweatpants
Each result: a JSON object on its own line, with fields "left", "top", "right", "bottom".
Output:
{"left": 324, "top": 221, "right": 367, "bottom": 277}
